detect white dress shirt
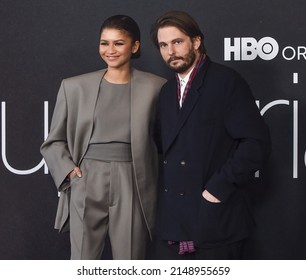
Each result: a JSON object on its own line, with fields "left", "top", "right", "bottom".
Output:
{"left": 178, "top": 67, "right": 194, "bottom": 108}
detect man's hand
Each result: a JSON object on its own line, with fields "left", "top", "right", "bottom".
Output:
{"left": 202, "top": 189, "right": 221, "bottom": 203}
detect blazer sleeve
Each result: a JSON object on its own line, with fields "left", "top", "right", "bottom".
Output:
{"left": 40, "top": 80, "right": 76, "bottom": 191}
{"left": 205, "top": 77, "right": 271, "bottom": 201}
{"left": 154, "top": 91, "right": 163, "bottom": 155}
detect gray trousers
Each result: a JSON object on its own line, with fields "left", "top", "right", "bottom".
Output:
{"left": 69, "top": 158, "right": 148, "bottom": 259}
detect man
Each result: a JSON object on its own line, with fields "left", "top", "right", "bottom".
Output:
{"left": 150, "top": 11, "right": 271, "bottom": 259}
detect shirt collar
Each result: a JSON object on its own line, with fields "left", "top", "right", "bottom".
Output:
{"left": 178, "top": 66, "right": 195, "bottom": 84}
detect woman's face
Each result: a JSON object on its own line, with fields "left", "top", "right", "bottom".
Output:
{"left": 99, "top": 28, "right": 139, "bottom": 69}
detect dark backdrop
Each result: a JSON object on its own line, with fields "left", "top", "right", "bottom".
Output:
{"left": 0, "top": 0, "right": 305, "bottom": 259}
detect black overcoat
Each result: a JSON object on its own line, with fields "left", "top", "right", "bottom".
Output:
{"left": 155, "top": 57, "right": 271, "bottom": 248}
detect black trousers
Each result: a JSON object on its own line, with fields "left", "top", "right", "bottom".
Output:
{"left": 149, "top": 238, "right": 244, "bottom": 260}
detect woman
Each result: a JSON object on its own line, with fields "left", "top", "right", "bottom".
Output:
{"left": 41, "top": 15, "right": 166, "bottom": 260}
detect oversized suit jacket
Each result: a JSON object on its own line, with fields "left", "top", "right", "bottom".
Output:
{"left": 155, "top": 57, "right": 271, "bottom": 248}
{"left": 41, "top": 68, "right": 166, "bottom": 238}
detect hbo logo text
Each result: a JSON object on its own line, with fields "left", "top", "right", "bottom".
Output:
{"left": 224, "top": 37, "right": 306, "bottom": 61}
{"left": 224, "top": 37, "right": 279, "bottom": 61}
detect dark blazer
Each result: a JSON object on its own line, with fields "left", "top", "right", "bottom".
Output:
{"left": 155, "top": 57, "right": 271, "bottom": 248}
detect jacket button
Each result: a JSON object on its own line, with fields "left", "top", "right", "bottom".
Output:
{"left": 180, "top": 160, "right": 186, "bottom": 166}
{"left": 179, "top": 192, "right": 185, "bottom": 196}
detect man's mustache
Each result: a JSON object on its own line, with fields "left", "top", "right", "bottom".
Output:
{"left": 167, "top": 56, "right": 183, "bottom": 63}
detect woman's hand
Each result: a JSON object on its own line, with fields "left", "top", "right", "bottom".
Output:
{"left": 68, "top": 166, "right": 82, "bottom": 180}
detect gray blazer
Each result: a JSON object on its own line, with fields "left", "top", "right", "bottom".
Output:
{"left": 41, "top": 68, "right": 166, "bottom": 238}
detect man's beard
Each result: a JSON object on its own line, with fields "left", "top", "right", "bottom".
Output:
{"left": 165, "top": 49, "right": 196, "bottom": 74}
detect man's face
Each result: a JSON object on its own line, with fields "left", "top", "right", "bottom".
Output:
{"left": 157, "top": 26, "right": 200, "bottom": 77}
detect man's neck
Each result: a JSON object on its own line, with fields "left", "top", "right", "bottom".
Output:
{"left": 177, "top": 52, "right": 202, "bottom": 79}
{"left": 178, "top": 67, "right": 194, "bottom": 81}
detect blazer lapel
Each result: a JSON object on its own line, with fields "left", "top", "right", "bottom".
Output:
{"left": 78, "top": 69, "right": 106, "bottom": 163}
{"left": 130, "top": 68, "right": 145, "bottom": 159}
{"left": 130, "top": 68, "right": 140, "bottom": 147}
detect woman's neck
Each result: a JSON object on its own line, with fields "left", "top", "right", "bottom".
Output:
{"left": 104, "top": 66, "right": 131, "bottom": 84}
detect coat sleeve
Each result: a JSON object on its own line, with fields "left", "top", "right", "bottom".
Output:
{"left": 40, "top": 80, "right": 76, "bottom": 191}
{"left": 205, "top": 77, "right": 271, "bottom": 201}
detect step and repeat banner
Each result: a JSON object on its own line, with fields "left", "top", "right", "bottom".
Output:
{"left": 0, "top": 0, "right": 305, "bottom": 259}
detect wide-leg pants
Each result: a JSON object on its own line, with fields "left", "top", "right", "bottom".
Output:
{"left": 69, "top": 158, "right": 148, "bottom": 259}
